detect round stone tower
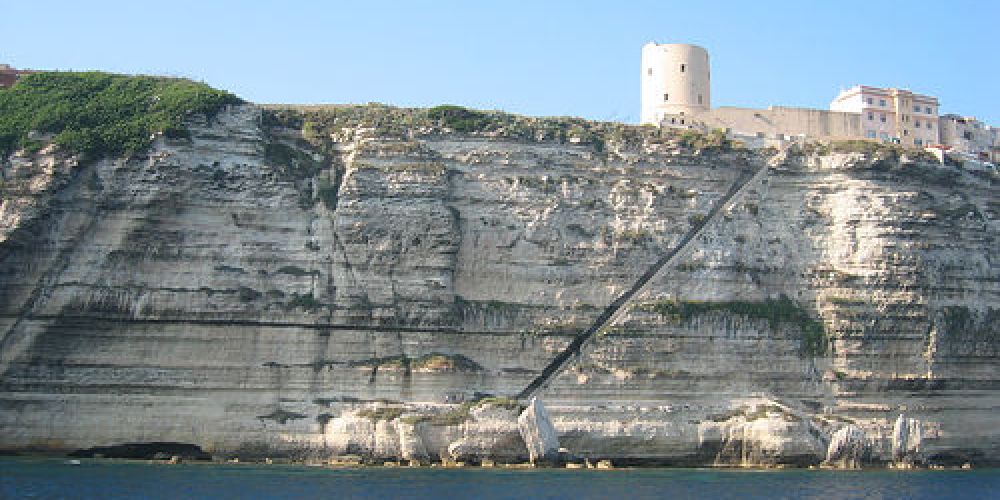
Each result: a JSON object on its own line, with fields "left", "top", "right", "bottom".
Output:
{"left": 640, "top": 42, "right": 711, "bottom": 125}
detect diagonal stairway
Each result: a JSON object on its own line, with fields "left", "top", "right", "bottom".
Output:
{"left": 516, "top": 163, "right": 770, "bottom": 402}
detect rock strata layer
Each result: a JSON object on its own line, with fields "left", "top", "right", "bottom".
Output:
{"left": 0, "top": 105, "right": 998, "bottom": 467}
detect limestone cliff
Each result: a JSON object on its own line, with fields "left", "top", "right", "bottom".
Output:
{"left": 0, "top": 103, "right": 997, "bottom": 467}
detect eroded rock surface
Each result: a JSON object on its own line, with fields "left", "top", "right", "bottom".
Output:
{"left": 1, "top": 104, "right": 998, "bottom": 466}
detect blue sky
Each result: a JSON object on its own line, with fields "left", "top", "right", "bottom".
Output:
{"left": 3, "top": 1, "right": 997, "bottom": 124}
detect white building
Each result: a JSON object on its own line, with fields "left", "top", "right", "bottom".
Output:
{"left": 829, "top": 85, "right": 940, "bottom": 147}
{"left": 640, "top": 42, "right": 711, "bottom": 126}
{"left": 640, "top": 43, "right": 998, "bottom": 158}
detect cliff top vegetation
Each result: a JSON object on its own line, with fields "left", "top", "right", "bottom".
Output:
{"left": 0, "top": 71, "right": 242, "bottom": 160}
{"left": 262, "top": 103, "right": 738, "bottom": 155}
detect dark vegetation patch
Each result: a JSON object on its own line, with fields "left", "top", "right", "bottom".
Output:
{"left": 0, "top": 71, "right": 241, "bottom": 159}
{"left": 237, "top": 286, "right": 262, "bottom": 302}
{"left": 939, "top": 306, "right": 1000, "bottom": 341}
{"left": 348, "top": 353, "right": 483, "bottom": 373}
{"left": 275, "top": 265, "right": 320, "bottom": 277}
{"left": 641, "top": 297, "right": 828, "bottom": 356}
{"left": 400, "top": 397, "right": 523, "bottom": 427}
{"left": 257, "top": 409, "right": 307, "bottom": 424}
{"left": 263, "top": 141, "right": 322, "bottom": 179}
{"left": 285, "top": 292, "right": 322, "bottom": 312}
{"left": 356, "top": 407, "right": 405, "bottom": 422}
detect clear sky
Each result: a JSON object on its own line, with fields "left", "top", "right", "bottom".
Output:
{"left": 3, "top": 0, "right": 998, "bottom": 125}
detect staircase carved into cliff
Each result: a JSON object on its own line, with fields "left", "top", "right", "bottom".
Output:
{"left": 516, "top": 163, "right": 771, "bottom": 402}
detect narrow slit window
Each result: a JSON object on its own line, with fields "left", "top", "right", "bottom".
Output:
{"left": 680, "top": 64, "right": 686, "bottom": 73}
{"left": 697, "top": 94, "right": 703, "bottom": 105}
{"left": 663, "top": 93, "right": 669, "bottom": 102}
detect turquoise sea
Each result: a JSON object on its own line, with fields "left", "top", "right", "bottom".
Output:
{"left": 1, "top": 457, "right": 998, "bottom": 499}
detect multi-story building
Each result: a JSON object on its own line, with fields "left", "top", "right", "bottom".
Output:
{"left": 641, "top": 39, "right": 999, "bottom": 160}
{"left": 940, "top": 115, "right": 1000, "bottom": 162}
{"left": 830, "top": 85, "right": 940, "bottom": 147}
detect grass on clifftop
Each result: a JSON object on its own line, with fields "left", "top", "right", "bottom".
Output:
{"left": 0, "top": 71, "right": 242, "bottom": 159}
{"left": 262, "top": 103, "right": 743, "bottom": 156}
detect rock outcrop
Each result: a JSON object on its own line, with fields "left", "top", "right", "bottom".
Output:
{"left": 824, "top": 425, "right": 869, "bottom": 468}
{"left": 518, "top": 398, "right": 560, "bottom": 464}
{"left": 1, "top": 104, "right": 998, "bottom": 466}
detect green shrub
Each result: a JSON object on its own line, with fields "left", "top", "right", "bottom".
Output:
{"left": 356, "top": 407, "right": 405, "bottom": 422}
{"left": 426, "top": 105, "right": 492, "bottom": 133}
{"left": 0, "top": 71, "right": 241, "bottom": 159}
{"left": 678, "top": 128, "right": 733, "bottom": 151}
{"left": 264, "top": 141, "right": 321, "bottom": 179}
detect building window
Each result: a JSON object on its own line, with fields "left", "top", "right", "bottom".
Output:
{"left": 697, "top": 94, "right": 703, "bottom": 105}
{"left": 903, "top": 130, "right": 908, "bottom": 136}
{"left": 925, "top": 106, "right": 932, "bottom": 114}
{"left": 880, "top": 132, "right": 890, "bottom": 140}
{"left": 647, "top": 68, "right": 652, "bottom": 76}
{"left": 868, "top": 112, "right": 874, "bottom": 121}
{"left": 914, "top": 105, "right": 920, "bottom": 113}
{"left": 915, "top": 138, "right": 923, "bottom": 146}
{"left": 879, "top": 99, "right": 886, "bottom": 107}
{"left": 680, "top": 64, "right": 686, "bottom": 73}
{"left": 927, "top": 122, "right": 933, "bottom": 129}
{"left": 880, "top": 114, "right": 886, "bottom": 123}
{"left": 866, "top": 130, "right": 877, "bottom": 139}
{"left": 866, "top": 97, "right": 873, "bottom": 105}
{"left": 664, "top": 93, "right": 669, "bottom": 102}
{"left": 680, "top": 119, "right": 685, "bottom": 125}
{"left": 915, "top": 120, "right": 921, "bottom": 128}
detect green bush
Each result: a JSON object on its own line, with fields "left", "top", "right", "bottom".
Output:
{"left": 356, "top": 407, "right": 405, "bottom": 422}
{"left": 0, "top": 71, "right": 241, "bottom": 159}
{"left": 264, "top": 141, "right": 321, "bottom": 179}
{"left": 678, "top": 128, "right": 733, "bottom": 151}
{"left": 425, "top": 105, "right": 492, "bottom": 133}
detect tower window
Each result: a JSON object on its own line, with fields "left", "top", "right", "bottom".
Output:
{"left": 663, "top": 93, "right": 669, "bottom": 102}
{"left": 697, "top": 94, "right": 703, "bottom": 105}
{"left": 680, "top": 64, "right": 686, "bottom": 73}
{"left": 647, "top": 68, "right": 652, "bottom": 76}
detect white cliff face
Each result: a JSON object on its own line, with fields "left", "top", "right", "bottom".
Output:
{"left": 0, "top": 104, "right": 998, "bottom": 467}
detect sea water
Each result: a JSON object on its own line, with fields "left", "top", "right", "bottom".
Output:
{"left": 2, "top": 457, "right": 998, "bottom": 499}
